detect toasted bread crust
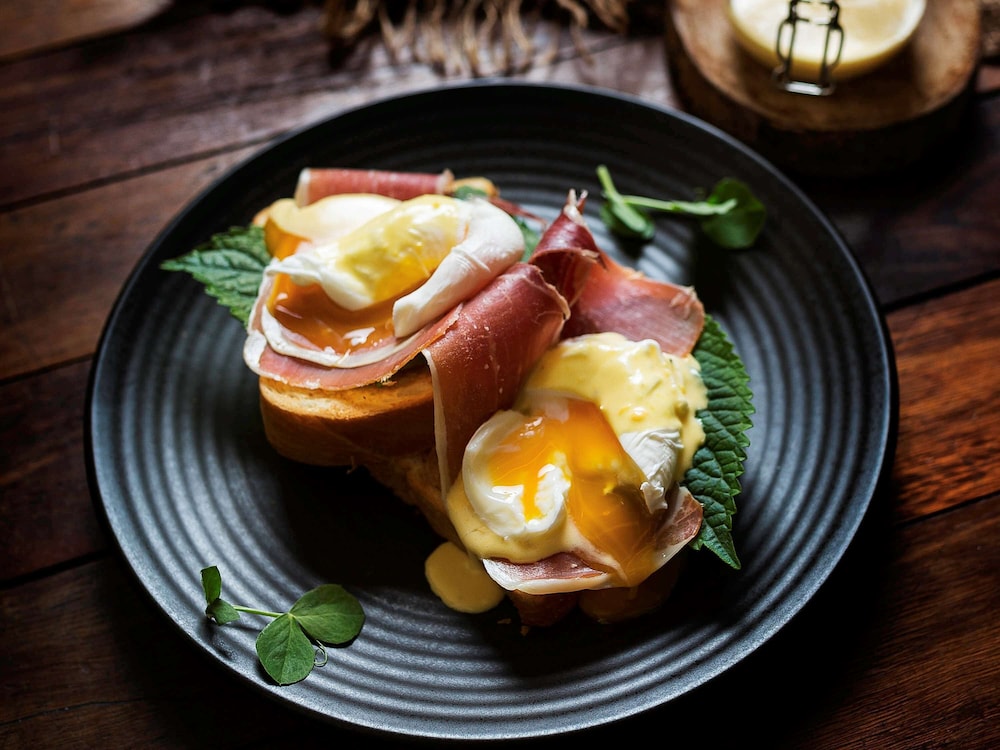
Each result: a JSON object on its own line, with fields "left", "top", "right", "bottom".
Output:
{"left": 258, "top": 365, "right": 435, "bottom": 467}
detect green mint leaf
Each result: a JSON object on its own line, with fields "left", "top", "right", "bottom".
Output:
{"left": 160, "top": 225, "right": 269, "bottom": 325}
{"left": 288, "top": 584, "right": 365, "bottom": 644}
{"left": 698, "top": 178, "right": 766, "bottom": 249}
{"left": 686, "top": 314, "right": 755, "bottom": 569}
{"left": 206, "top": 598, "right": 241, "bottom": 625}
{"left": 201, "top": 566, "right": 223, "bottom": 603}
{"left": 256, "top": 613, "right": 317, "bottom": 685}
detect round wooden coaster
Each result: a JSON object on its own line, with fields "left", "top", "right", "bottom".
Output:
{"left": 665, "top": 0, "right": 982, "bottom": 177}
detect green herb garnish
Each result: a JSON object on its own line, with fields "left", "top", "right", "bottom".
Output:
{"left": 597, "top": 165, "right": 766, "bottom": 249}
{"left": 686, "top": 315, "right": 754, "bottom": 568}
{"left": 161, "top": 225, "right": 269, "bottom": 326}
{"left": 201, "top": 566, "right": 365, "bottom": 686}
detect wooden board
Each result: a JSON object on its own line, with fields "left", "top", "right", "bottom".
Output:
{"left": 665, "top": 0, "right": 982, "bottom": 177}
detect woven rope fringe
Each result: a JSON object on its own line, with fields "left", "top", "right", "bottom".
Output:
{"left": 322, "top": 0, "right": 634, "bottom": 76}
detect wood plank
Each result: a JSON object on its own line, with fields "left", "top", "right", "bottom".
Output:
{"left": 0, "top": 360, "right": 102, "bottom": 583}
{"left": 0, "top": 3, "right": 649, "bottom": 208}
{"left": 0, "top": 559, "right": 319, "bottom": 748}
{"left": 717, "top": 483, "right": 1000, "bottom": 749}
{"left": 887, "top": 278, "right": 1000, "bottom": 521}
{"left": 0, "top": 147, "right": 257, "bottom": 381}
{"left": 1, "top": 496, "right": 996, "bottom": 747}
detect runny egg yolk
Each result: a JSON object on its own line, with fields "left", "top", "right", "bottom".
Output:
{"left": 266, "top": 276, "right": 396, "bottom": 352}
{"left": 489, "top": 397, "right": 659, "bottom": 587}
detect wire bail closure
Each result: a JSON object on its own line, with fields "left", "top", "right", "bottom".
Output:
{"left": 773, "top": 0, "right": 845, "bottom": 96}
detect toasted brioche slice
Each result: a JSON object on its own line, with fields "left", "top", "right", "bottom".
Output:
{"left": 258, "top": 365, "right": 435, "bottom": 467}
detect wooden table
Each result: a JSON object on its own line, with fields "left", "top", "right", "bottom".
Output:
{"left": 2, "top": 2, "right": 998, "bottom": 747}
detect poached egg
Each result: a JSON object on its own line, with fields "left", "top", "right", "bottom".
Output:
{"left": 443, "top": 332, "right": 708, "bottom": 596}
{"left": 255, "top": 192, "right": 525, "bottom": 368}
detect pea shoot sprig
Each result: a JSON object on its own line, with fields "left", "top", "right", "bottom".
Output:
{"left": 596, "top": 165, "right": 766, "bottom": 249}
{"left": 201, "top": 566, "right": 365, "bottom": 686}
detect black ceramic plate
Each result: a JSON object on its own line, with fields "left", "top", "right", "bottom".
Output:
{"left": 86, "top": 82, "right": 896, "bottom": 741}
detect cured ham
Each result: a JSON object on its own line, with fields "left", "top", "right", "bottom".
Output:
{"left": 482, "top": 487, "right": 704, "bottom": 595}
{"left": 244, "top": 274, "right": 463, "bottom": 390}
{"left": 533, "top": 191, "right": 706, "bottom": 357}
{"left": 424, "top": 263, "right": 570, "bottom": 492}
{"left": 293, "top": 166, "right": 541, "bottom": 223}
{"left": 484, "top": 553, "right": 607, "bottom": 592}
{"left": 294, "top": 167, "right": 453, "bottom": 205}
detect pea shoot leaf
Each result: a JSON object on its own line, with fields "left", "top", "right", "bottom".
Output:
{"left": 201, "top": 567, "right": 365, "bottom": 686}
{"left": 697, "top": 179, "right": 767, "bottom": 249}
{"left": 201, "top": 565, "right": 241, "bottom": 625}
{"left": 597, "top": 165, "right": 766, "bottom": 249}
{"left": 288, "top": 584, "right": 366, "bottom": 644}
{"left": 201, "top": 565, "right": 223, "bottom": 602}
{"left": 256, "top": 613, "right": 317, "bottom": 686}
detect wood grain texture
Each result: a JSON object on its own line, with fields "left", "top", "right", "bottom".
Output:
{"left": 0, "top": 3, "right": 664, "bottom": 208}
{"left": 0, "top": 148, "right": 256, "bottom": 380}
{"left": 889, "top": 278, "right": 1000, "bottom": 520}
{"left": 0, "top": 361, "right": 102, "bottom": 584}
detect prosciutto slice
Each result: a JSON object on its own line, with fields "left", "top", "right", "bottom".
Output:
{"left": 294, "top": 167, "right": 454, "bottom": 205}
{"left": 244, "top": 275, "right": 462, "bottom": 390}
{"left": 483, "top": 487, "right": 704, "bottom": 595}
{"left": 534, "top": 191, "right": 706, "bottom": 357}
{"left": 484, "top": 553, "right": 609, "bottom": 593}
{"left": 424, "top": 263, "right": 570, "bottom": 492}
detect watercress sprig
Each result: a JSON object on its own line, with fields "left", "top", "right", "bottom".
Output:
{"left": 201, "top": 565, "right": 365, "bottom": 685}
{"left": 596, "top": 165, "right": 766, "bottom": 249}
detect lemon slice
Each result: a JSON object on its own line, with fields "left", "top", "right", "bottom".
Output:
{"left": 729, "top": 0, "right": 926, "bottom": 82}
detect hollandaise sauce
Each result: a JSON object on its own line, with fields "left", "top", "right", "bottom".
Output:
{"left": 425, "top": 541, "right": 505, "bottom": 614}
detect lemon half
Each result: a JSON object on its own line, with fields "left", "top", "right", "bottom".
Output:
{"left": 729, "top": 0, "right": 927, "bottom": 82}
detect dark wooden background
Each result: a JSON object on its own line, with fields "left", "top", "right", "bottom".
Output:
{"left": 1, "top": 2, "right": 998, "bottom": 747}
